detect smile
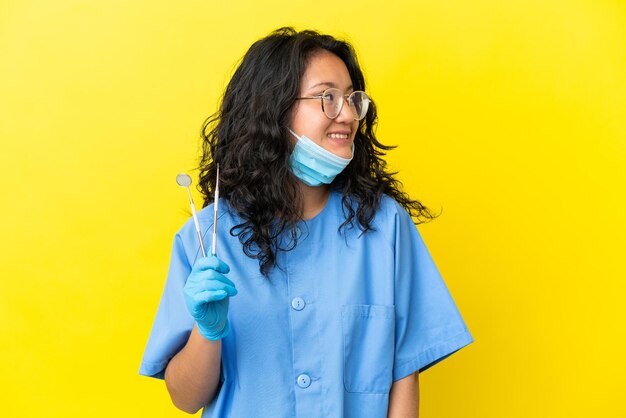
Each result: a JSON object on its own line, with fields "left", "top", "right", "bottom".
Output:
{"left": 328, "top": 133, "right": 349, "bottom": 139}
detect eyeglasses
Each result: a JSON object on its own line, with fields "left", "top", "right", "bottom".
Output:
{"left": 296, "top": 88, "right": 370, "bottom": 120}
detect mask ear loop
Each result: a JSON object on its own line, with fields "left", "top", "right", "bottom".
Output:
{"left": 287, "top": 128, "right": 300, "bottom": 141}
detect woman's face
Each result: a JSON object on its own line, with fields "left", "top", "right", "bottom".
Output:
{"left": 290, "top": 50, "right": 359, "bottom": 160}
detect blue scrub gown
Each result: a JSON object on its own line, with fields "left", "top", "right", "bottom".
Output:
{"left": 140, "top": 190, "right": 473, "bottom": 417}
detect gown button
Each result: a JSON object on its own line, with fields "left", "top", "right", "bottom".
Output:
{"left": 291, "top": 297, "right": 305, "bottom": 311}
{"left": 296, "top": 374, "right": 311, "bottom": 388}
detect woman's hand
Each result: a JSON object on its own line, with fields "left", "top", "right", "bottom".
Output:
{"left": 183, "top": 255, "right": 237, "bottom": 340}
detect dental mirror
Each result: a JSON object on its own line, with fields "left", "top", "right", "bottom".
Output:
{"left": 176, "top": 173, "right": 207, "bottom": 257}
{"left": 176, "top": 173, "right": 192, "bottom": 188}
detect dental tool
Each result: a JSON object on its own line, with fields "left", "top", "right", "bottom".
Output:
{"left": 211, "top": 164, "right": 220, "bottom": 257}
{"left": 176, "top": 173, "right": 207, "bottom": 257}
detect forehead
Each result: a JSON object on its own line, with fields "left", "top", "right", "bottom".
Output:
{"left": 301, "top": 50, "right": 353, "bottom": 91}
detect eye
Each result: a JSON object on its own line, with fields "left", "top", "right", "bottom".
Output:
{"left": 321, "top": 88, "right": 343, "bottom": 103}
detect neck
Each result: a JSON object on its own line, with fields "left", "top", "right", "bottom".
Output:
{"left": 298, "top": 182, "right": 331, "bottom": 220}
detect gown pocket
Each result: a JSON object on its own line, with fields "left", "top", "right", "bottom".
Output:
{"left": 342, "top": 304, "right": 395, "bottom": 393}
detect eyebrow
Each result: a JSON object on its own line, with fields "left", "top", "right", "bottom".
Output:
{"left": 307, "top": 81, "right": 354, "bottom": 91}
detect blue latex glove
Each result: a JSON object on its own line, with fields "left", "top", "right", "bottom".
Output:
{"left": 183, "top": 256, "right": 237, "bottom": 341}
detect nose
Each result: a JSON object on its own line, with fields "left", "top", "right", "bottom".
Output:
{"left": 334, "top": 97, "right": 354, "bottom": 123}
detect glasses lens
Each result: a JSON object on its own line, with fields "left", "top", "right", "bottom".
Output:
{"left": 322, "top": 88, "right": 343, "bottom": 119}
{"left": 348, "top": 91, "right": 370, "bottom": 120}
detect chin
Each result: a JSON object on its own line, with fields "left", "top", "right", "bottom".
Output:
{"left": 326, "top": 146, "right": 351, "bottom": 159}
{"left": 324, "top": 142, "right": 354, "bottom": 159}
{"left": 339, "top": 150, "right": 354, "bottom": 159}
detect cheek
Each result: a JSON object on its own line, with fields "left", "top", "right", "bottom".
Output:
{"left": 289, "top": 103, "right": 302, "bottom": 128}
{"left": 292, "top": 105, "right": 322, "bottom": 132}
{"left": 351, "top": 121, "right": 360, "bottom": 138}
{"left": 305, "top": 115, "right": 332, "bottom": 137}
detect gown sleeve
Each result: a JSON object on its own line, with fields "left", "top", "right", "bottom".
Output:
{"left": 138, "top": 233, "right": 195, "bottom": 379}
{"left": 391, "top": 203, "right": 473, "bottom": 381}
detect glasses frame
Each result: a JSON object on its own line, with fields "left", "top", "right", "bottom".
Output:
{"left": 295, "top": 88, "right": 370, "bottom": 121}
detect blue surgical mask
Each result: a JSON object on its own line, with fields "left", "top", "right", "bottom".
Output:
{"left": 288, "top": 129, "right": 354, "bottom": 187}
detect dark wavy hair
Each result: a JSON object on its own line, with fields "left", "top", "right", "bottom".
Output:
{"left": 198, "top": 27, "right": 437, "bottom": 276}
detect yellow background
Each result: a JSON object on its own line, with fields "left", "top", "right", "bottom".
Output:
{"left": 1, "top": 0, "right": 625, "bottom": 416}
